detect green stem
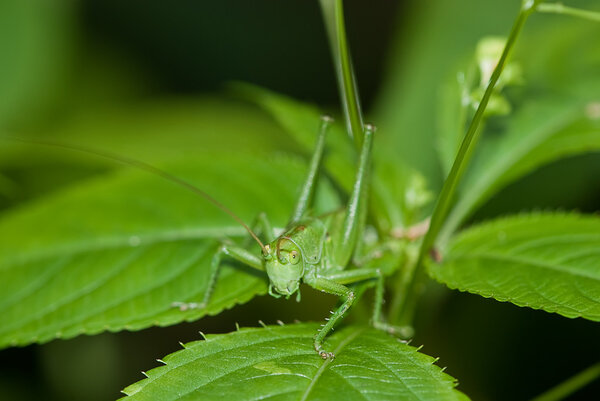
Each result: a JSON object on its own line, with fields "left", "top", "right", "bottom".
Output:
{"left": 530, "top": 362, "right": 600, "bottom": 401}
{"left": 319, "top": 0, "right": 364, "bottom": 149}
{"left": 392, "top": 0, "right": 542, "bottom": 326}
{"left": 537, "top": 3, "right": 600, "bottom": 22}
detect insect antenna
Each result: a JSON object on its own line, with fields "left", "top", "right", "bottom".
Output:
{"left": 3, "top": 136, "right": 268, "bottom": 254}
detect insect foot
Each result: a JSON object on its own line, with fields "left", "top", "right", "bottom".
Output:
{"left": 171, "top": 301, "right": 206, "bottom": 311}
{"left": 319, "top": 351, "right": 335, "bottom": 360}
{"left": 314, "top": 341, "right": 336, "bottom": 360}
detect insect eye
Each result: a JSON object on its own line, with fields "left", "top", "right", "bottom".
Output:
{"left": 288, "top": 250, "right": 300, "bottom": 265}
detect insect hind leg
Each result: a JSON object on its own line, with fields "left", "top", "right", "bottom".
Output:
{"left": 332, "top": 125, "right": 374, "bottom": 267}
{"left": 289, "top": 115, "right": 332, "bottom": 223}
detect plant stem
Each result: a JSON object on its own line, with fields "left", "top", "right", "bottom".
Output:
{"left": 537, "top": 3, "right": 600, "bottom": 22}
{"left": 530, "top": 362, "right": 600, "bottom": 401}
{"left": 319, "top": 0, "right": 364, "bottom": 149}
{"left": 391, "top": 0, "right": 543, "bottom": 326}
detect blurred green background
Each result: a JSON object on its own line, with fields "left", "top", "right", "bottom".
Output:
{"left": 1, "top": 0, "right": 599, "bottom": 400}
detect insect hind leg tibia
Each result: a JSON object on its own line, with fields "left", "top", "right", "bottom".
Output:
{"left": 289, "top": 115, "right": 333, "bottom": 223}
{"left": 171, "top": 243, "right": 265, "bottom": 312}
{"left": 332, "top": 124, "right": 374, "bottom": 267}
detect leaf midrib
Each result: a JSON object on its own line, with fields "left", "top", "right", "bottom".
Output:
{"left": 127, "top": 332, "right": 317, "bottom": 398}
{"left": 450, "top": 251, "right": 600, "bottom": 281}
{"left": 0, "top": 225, "right": 247, "bottom": 269}
{"left": 453, "top": 232, "right": 600, "bottom": 254}
{"left": 0, "top": 244, "right": 209, "bottom": 337}
{"left": 299, "top": 327, "right": 366, "bottom": 401}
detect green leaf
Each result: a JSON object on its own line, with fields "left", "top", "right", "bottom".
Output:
{"left": 0, "top": 154, "right": 339, "bottom": 348}
{"left": 440, "top": 93, "right": 600, "bottom": 242}
{"left": 121, "top": 323, "right": 469, "bottom": 401}
{"left": 429, "top": 213, "right": 600, "bottom": 321}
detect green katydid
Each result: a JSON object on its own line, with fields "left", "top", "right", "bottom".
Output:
{"left": 6, "top": 116, "right": 415, "bottom": 359}
{"left": 170, "top": 115, "right": 414, "bottom": 359}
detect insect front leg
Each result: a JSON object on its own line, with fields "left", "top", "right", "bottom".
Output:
{"left": 172, "top": 213, "right": 275, "bottom": 311}
{"left": 172, "top": 244, "right": 264, "bottom": 311}
{"left": 323, "top": 268, "right": 414, "bottom": 339}
{"left": 304, "top": 276, "right": 356, "bottom": 360}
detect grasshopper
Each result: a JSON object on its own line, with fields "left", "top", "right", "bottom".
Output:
{"left": 167, "top": 116, "right": 411, "bottom": 359}
{"left": 8, "top": 115, "right": 412, "bottom": 359}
